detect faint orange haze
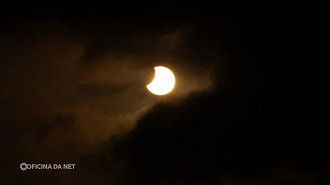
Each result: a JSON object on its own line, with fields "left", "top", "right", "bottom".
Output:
{"left": 0, "top": 23, "right": 217, "bottom": 163}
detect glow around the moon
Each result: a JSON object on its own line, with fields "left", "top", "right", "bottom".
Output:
{"left": 147, "top": 66, "right": 176, "bottom": 95}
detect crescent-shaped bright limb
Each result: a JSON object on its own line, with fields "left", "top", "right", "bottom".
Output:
{"left": 146, "top": 66, "right": 176, "bottom": 95}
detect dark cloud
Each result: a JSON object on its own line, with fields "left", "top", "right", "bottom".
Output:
{"left": 0, "top": 6, "right": 218, "bottom": 185}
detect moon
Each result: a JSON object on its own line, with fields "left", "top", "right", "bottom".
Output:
{"left": 146, "top": 66, "right": 176, "bottom": 95}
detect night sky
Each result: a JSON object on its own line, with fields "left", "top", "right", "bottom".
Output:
{"left": 0, "top": 1, "right": 328, "bottom": 185}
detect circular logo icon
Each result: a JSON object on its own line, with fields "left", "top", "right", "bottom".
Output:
{"left": 20, "top": 162, "right": 28, "bottom": 171}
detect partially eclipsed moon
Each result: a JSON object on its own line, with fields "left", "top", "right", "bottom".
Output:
{"left": 147, "top": 66, "right": 176, "bottom": 95}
